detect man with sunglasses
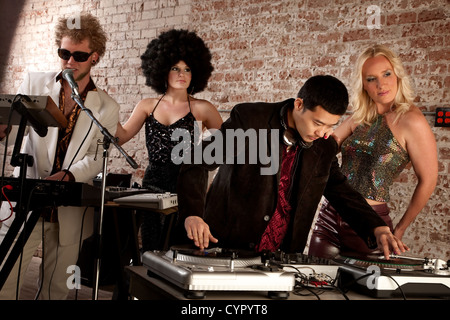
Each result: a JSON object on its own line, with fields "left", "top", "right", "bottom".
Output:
{"left": 0, "top": 13, "right": 119, "bottom": 299}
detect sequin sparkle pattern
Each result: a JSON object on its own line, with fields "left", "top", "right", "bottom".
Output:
{"left": 341, "top": 115, "right": 410, "bottom": 202}
{"left": 143, "top": 111, "right": 196, "bottom": 192}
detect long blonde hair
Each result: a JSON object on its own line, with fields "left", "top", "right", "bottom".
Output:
{"left": 350, "top": 44, "right": 415, "bottom": 125}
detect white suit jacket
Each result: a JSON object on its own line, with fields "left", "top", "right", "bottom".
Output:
{"left": 2, "top": 71, "right": 120, "bottom": 245}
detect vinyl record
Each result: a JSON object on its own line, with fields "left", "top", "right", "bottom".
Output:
{"left": 167, "top": 246, "right": 262, "bottom": 267}
{"left": 169, "top": 245, "right": 259, "bottom": 259}
{"left": 336, "top": 252, "right": 424, "bottom": 270}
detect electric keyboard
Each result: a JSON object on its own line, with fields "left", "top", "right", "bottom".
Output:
{"left": 1, "top": 177, "right": 178, "bottom": 210}
{"left": 0, "top": 176, "right": 102, "bottom": 208}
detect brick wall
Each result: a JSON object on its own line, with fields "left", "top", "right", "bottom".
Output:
{"left": 0, "top": 0, "right": 449, "bottom": 259}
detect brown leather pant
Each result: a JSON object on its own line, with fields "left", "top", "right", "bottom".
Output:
{"left": 308, "top": 199, "right": 393, "bottom": 259}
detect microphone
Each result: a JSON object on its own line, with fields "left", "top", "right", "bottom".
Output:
{"left": 62, "top": 69, "right": 80, "bottom": 97}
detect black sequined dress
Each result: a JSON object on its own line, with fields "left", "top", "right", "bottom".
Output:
{"left": 140, "top": 96, "right": 196, "bottom": 251}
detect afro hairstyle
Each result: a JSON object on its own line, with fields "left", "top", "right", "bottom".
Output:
{"left": 141, "top": 29, "right": 214, "bottom": 95}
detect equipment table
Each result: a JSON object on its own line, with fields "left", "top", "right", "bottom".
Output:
{"left": 124, "top": 265, "right": 372, "bottom": 300}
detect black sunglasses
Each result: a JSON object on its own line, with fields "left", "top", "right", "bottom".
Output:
{"left": 57, "top": 48, "right": 94, "bottom": 62}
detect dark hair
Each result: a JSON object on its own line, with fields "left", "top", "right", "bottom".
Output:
{"left": 141, "top": 29, "right": 214, "bottom": 95}
{"left": 297, "top": 75, "right": 349, "bottom": 115}
{"left": 55, "top": 13, "right": 107, "bottom": 62}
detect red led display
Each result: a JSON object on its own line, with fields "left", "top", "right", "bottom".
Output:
{"left": 435, "top": 108, "right": 450, "bottom": 127}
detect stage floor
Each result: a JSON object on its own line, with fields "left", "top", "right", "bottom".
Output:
{"left": 16, "top": 256, "right": 113, "bottom": 300}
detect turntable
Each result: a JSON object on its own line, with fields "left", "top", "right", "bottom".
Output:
{"left": 336, "top": 253, "right": 450, "bottom": 298}
{"left": 142, "top": 247, "right": 295, "bottom": 299}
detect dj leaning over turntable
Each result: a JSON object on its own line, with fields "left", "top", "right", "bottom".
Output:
{"left": 175, "top": 75, "right": 408, "bottom": 260}
{"left": 0, "top": 13, "right": 120, "bottom": 299}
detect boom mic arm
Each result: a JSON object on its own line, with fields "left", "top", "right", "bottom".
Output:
{"left": 62, "top": 70, "right": 138, "bottom": 169}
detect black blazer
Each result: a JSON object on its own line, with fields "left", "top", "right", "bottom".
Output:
{"left": 176, "top": 99, "right": 386, "bottom": 253}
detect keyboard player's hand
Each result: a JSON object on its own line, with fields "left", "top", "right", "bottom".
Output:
{"left": 0, "top": 124, "right": 10, "bottom": 140}
{"left": 45, "top": 170, "right": 75, "bottom": 182}
{"left": 184, "top": 216, "right": 218, "bottom": 250}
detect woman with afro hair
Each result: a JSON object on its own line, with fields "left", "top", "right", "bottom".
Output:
{"left": 115, "top": 29, "right": 222, "bottom": 251}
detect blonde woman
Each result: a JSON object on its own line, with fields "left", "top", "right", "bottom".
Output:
{"left": 308, "top": 44, "right": 437, "bottom": 259}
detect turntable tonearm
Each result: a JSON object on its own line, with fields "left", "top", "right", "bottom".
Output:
{"left": 336, "top": 253, "right": 450, "bottom": 298}
{"left": 142, "top": 247, "right": 296, "bottom": 299}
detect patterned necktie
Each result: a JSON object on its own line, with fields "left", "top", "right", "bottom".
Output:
{"left": 257, "top": 144, "right": 298, "bottom": 252}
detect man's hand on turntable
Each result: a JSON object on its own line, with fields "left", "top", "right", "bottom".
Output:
{"left": 185, "top": 216, "right": 218, "bottom": 250}
{"left": 374, "top": 226, "right": 409, "bottom": 259}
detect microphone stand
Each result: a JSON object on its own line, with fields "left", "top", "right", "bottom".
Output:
{"left": 70, "top": 92, "right": 137, "bottom": 300}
